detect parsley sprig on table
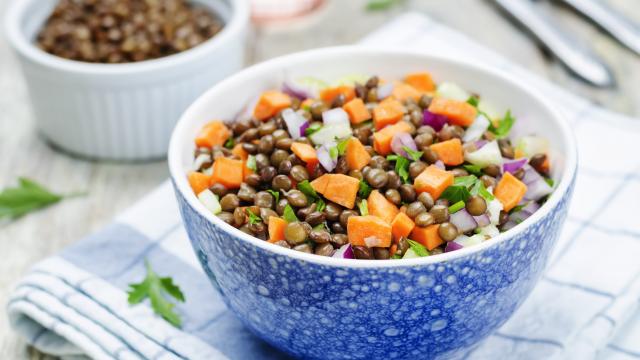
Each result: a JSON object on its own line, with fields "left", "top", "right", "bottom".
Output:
{"left": 0, "top": 178, "right": 84, "bottom": 220}
{"left": 127, "top": 260, "right": 186, "bottom": 327}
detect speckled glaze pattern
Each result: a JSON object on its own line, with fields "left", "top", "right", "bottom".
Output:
{"left": 173, "top": 178, "right": 574, "bottom": 360}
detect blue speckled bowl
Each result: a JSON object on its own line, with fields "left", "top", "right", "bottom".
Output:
{"left": 169, "top": 48, "right": 577, "bottom": 360}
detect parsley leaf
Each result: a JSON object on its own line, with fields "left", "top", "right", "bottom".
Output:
{"left": 402, "top": 146, "right": 423, "bottom": 162}
{"left": 127, "top": 260, "right": 185, "bottom": 327}
{"left": 305, "top": 122, "right": 322, "bottom": 136}
{"left": 470, "top": 181, "right": 495, "bottom": 201}
{"left": 358, "top": 199, "right": 369, "bottom": 216}
{"left": 366, "top": 0, "right": 402, "bottom": 10}
{"left": 329, "top": 146, "right": 339, "bottom": 160}
{"left": 246, "top": 209, "right": 262, "bottom": 224}
{"left": 283, "top": 204, "right": 298, "bottom": 223}
{"left": 337, "top": 138, "right": 350, "bottom": 156}
{"left": 0, "top": 178, "right": 84, "bottom": 220}
{"left": 466, "top": 96, "right": 479, "bottom": 107}
{"left": 454, "top": 175, "right": 478, "bottom": 188}
{"left": 407, "top": 240, "right": 429, "bottom": 257}
{"left": 387, "top": 155, "right": 411, "bottom": 183}
{"left": 440, "top": 185, "right": 471, "bottom": 204}
{"left": 358, "top": 179, "right": 372, "bottom": 198}
{"left": 267, "top": 189, "right": 280, "bottom": 203}
{"left": 246, "top": 155, "right": 257, "bottom": 171}
{"left": 488, "top": 110, "right": 515, "bottom": 138}
{"left": 224, "top": 137, "right": 234, "bottom": 149}
{"left": 463, "top": 164, "right": 483, "bottom": 176}
{"left": 298, "top": 180, "right": 318, "bottom": 199}
{"left": 545, "top": 178, "right": 555, "bottom": 187}
{"left": 316, "top": 198, "right": 326, "bottom": 212}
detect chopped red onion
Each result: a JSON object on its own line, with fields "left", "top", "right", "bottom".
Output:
{"left": 391, "top": 132, "right": 417, "bottom": 158}
{"left": 501, "top": 220, "right": 517, "bottom": 231}
{"left": 282, "top": 108, "right": 307, "bottom": 140}
{"left": 332, "top": 243, "right": 354, "bottom": 259}
{"left": 449, "top": 209, "right": 477, "bottom": 233}
{"left": 377, "top": 83, "right": 394, "bottom": 100}
{"left": 423, "top": 110, "right": 448, "bottom": 131}
{"left": 434, "top": 160, "right": 445, "bottom": 170}
{"left": 521, "top": 165, "right": 553, "bottom": 201}
{"left": 473, "top": 214, "right": 491, "bottom": 227}
{"left": 521, "top": 201, "right": 541, "bottom": 215}
{"left": 502, "top": 158, "right": 528, "bottom": 174}
{"left": 322, "top": 108, "right": 350, "bottom": 126}
{"left": 445, "top": 241, "right": 464, "bottom": 252}
{"left": 299, "top": 121, "right": 311, "bottom": 137}
{"left": 317, "top": 145, "right": 337, "bottom": 172}
{"left": 282, "top": 81, "right": 312, "bottom": 100}
{"left": 474, "top": 140, "right": 488, "bottom": 149}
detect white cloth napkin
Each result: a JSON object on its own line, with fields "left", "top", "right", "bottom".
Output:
{"left": 8, "top": 12, "right": 640, "bottom": 360}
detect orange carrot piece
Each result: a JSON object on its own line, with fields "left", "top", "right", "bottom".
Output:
{"left": 494, "top": 172, "right": 528, "bottom": 212}
{"left": 391, "top": 212, "right": 415, "bottom": 243}
{"left": 345, "top": 137, "right": 371, "bottom": 171}
{"left": 428, "top": 97, "right": 477, "bottom": 127}
{"left": 268, "top": 216, "right": 287, "bottom": 243}
{"left": 430, "top": 138, "right": 464, "bottom": 166}
{"left": 372, "top": 121, "right": 413, "bottom": 155}
{"left": 343, "top": 98, "right": 372, "bottom": 124}
{"left": 188, "top": 171, "right": 211, "bottom": 195}
{"left": 320, "top": 86, "right": 355, "bottom": 104}
{"left": 195, "top": 121, "right": 232, "bottom": 148}
{"left": 389, "top": 244, "right": 398, "bottom": 256}
{"left": 414, "top": 165, "right": 454, "bottom": 200}
{"left": 232, "top": 143, "right": 248, "bottom": 161}
{"left": 253, "top": 90, "right": 292, "bottom": 121}
{"left": 321, "top": 174, "right": 360, "bottom": 209}
{"left": 541, "top": 156, "right": 550, "bottom": 173}
{"left": 211, "top": 157, "right": 244, "bottom": 189}
{"left": 291, "top": 142, "right": 318, "bottom": 168}
{"left": 367, "top": 190, "right": 399, "bottom": 224}
{"left": 310, "top": 174, "right": 330, "bottom": 194}
{"left": 392, "top": 82, "right": 422, "bottom": 102}
{"left": 347, "top": 215, "right": 392, "bottom": 248}
{"left": 373, "top": 98, "right": 405, "bottom": 130}
{"left": 300, "top": 98, "right": 315, "bottom": 110}
{"left": 405, "top": 72, "right": 436, "bottom": 92}
{"left": 411, "top": 224, "right": 443, "bottom": 250}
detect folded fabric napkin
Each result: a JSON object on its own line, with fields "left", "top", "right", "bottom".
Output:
{"left": 8, "top": 12, "right": 640, "bottom": 360}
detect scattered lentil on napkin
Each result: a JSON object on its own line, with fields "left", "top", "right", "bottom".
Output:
{"left": 8, "top": 12, "right": 640, "bottom": 360}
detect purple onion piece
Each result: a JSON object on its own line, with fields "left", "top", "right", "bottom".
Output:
{"left": 299, "top": 121, "right": 311, "bottom": 137}
{"left": 282, "top": 81, "right": 312, "bottom": 100}
{"left": 390, "top": 132, "right": 417, "bottom": 158}
{"left": 445, "top": 241, "right": 464, "bottom": 252}
{"left": 332, "top": 243, "right": 354, "bottom": 259}
{"left": 423, "top": 110, "right": 448, "bottom": 131}
{"left": 449, "top": 209, "right": 477, "bottom": 233}
{"left": 502, "top": 158, "right": 528, "bottom": 174}
{"left": 282, "top": 109, "right": 307, "bottom": 140}
{"left": 434, "top": 160, "right": 445, "bottom": 170}
{"left": 473, "top": 214, "right": 491, "bottom": 227}
{"left": 521, "top": 201, "right": 541, "bottom": 215}
{"left": 317, "top": 145, "right": 337, "bottom": 172}
{"left": 377, "top": 83, "right": 394, "bottom": 100}
{"left": 474, "top": 140, "right": 488, "bottom": 150}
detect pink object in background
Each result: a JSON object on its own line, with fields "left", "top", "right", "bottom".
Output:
{"left": 250, "top": 0, "right": 325, "bottom": 22}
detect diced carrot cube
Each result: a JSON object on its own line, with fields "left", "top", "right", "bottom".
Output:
{"left": 195, "top": 121, "right": 231, "bottom": 148}
{"left": 373, "top": 98, "right": 405, "bottom": 130}
{"left": 405, "top": 72, "right": 436, "bottom": 92}
{"left": 343, "top": 98, "right": 372, "bottom": 124}
{"left": 391, "top": 212, "right": 415, "bottom": 243}
{"left": 322, "top": 174, "right": 360, "bottom": 209}
{"left": 310, "top": 174, "right": 330, "bottom": 194}
{"left": 367, "top": 190, "right": 399, "bottom": 224}
{"left": 188, "top": 171, "right": 211, "bottom": 195}
{"left": 268, "top": 216, "right": 287, "bottom": 243}
{"left": 320, "top": 86, "right": 356, "bottom": 104}
{"left": 430, "top": 138, "right": 464, "bottom": 166}
{"left": 414, "top": 165, "right": 454, "bottom": 200}
{"left": 428, "top": 97, "right": 477, "bottom": 127}
{"left": 347, "top": 215, "right": 393, "bottom": 248}
{"left": 291, "top": 142, "right": 318, "bottom": 169}
{"left": 232, "top": 143, "right": 248, "bottom": 161}
{"left": 494, "top": 172, "right": 528, "bottom": 212}
{"left": 211, "top": 157, "right": 244, "bottom": 189}
{"left": 411, "top": 224, "right": 443, "bottom": 250}
{"left": 254, "top": 90, "right": 292, "bottom": 121}
{"left": 345, "top": 137, "right": 371, "bottom": 171}
{"left": 392, "top": 82, "right": 422, "bottom": 102}
{"left": 372, "top": 121, "right": 413, "bottom": 156}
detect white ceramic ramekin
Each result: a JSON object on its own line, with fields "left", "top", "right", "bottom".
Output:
{"left": 5, "top": 0, "right": 249, "bottom": 161}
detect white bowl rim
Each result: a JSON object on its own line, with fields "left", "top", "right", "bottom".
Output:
{"left": 169, "top": 46, "right": 578, "bottom": 269}
{"left": 3, "top": 0, "right": 249, "bottom": 76}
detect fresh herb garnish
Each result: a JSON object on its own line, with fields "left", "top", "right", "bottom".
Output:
{"left": 127, "top": 260, "right": 185, "bottom": 327}
{"left": 329, "top": 146, "right": 339, "bottom": 160}
{"left": 545, "top": 178, "right": 554, "bottom": 187}
{"left": 391, "top": 253, "right": 402, "bottom": 259}
{"left": 387, "top": 154, "right": 411, "bottom": 183}
{"left": 470, "top": 180, "right": 495, "bottom": 201}
{"left": 488, "top": 110, "right": 515, "bottom": 138}
{"left": 0, "top": 178, "right": 84, "bottom": 220}
{"left": 466, "top": 96, "right": 480, "bottom": 107}
{"left": 246, "top": 209, "right": 262, "bottom": 224}
{"left": 402, "top": 146, "right": 423, "bottom": 162}
{"left": 366, "top": 0, "right": 402, "bottom": 11}
{"left": 337, "top": 138, "right": 350, "bottom": 156}
{"left": 267, "top": 189, "right": 280, "bottom": 203}
{"left": 298, "top": 180, "right": 318, "bottom": 199}
{"left": 510, "top": 202, "right": 528, "bottom": 213}
{"left": 358, "top": 199, "right": 369, "bottom": 216}
{"left": 448, "top": 200, "right": 465, "bottom": 213}
{"left": 246, "top": 155, "right": 257, "bottom": 171}
{"left": 407, "top": 240, "right": 429, "bottom": 257}
{"left": 316, "top": 198, "right": 326, "bottom": 212}
{"left": 224, "top": 137, "right": 234, "bottom": 149}
{"left": 358, "top": 179, "right": 372, "bottom": 198}
{"left": 305, "top": 122, "right": 322, "bottom": 136}
{"left": 454, "top": 175, "right": 478, "bottom": 188}
{"left": 440, "top": 185, "right": 471, "bottom": 204}
{"left": 463, "top": 164, "right": 483, "bottom": 176}
{"left": 283, "top": 204, "right": 298, "bottom": 223}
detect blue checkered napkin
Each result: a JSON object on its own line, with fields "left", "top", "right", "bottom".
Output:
{"left": 7, "top": 12, "right": 640, "bottom": 360}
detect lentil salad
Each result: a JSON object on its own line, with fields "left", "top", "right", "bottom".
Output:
{"left": 187, "top": 72, "right": 554, "bottom": 260}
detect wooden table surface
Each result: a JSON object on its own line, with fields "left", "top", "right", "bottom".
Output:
{"left": 1, "top": 0, "right": 638, "bottom": 358}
